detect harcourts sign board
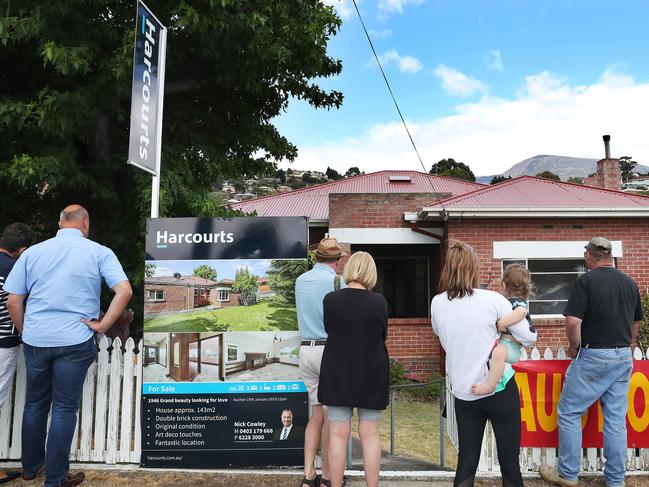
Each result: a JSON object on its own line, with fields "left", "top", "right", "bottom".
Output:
{"left": 141, "top": 217, "right": 309, "bottom": 468}
{"left": 127, "top": 1, "right": 167, "bottom": 175}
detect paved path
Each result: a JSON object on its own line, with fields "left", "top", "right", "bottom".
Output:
{"left": 2, "top": 464, "right": 649, "bottom": 487}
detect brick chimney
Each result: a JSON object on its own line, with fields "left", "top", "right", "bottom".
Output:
{"left": 583, "top": 135, "right": 621, "bottom": 191}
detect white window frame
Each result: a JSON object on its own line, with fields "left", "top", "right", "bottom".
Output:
{"left": 147, "top": 289, "right": 164, "bottom": 302}
{"left": 495, "top": 240, "right": 621, "bottom": 318}
{"left": 500, "top": 258, "right": 589, "bottom": 318}
{"left": 218, "top": 289, "right": 230, "bottom": 302}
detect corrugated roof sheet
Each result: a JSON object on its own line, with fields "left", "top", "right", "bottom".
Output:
{"left": 424, "top": 176, "right": 649, "bottom": 208}
{"left": 232, "top": 170, "right": 485, "bottom": 219}
{"left": 146, "top": 276, "right": 218, "bottom": 286}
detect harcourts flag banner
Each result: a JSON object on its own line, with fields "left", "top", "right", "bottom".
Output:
{"left": 127, "top": 1, "right": 166, "bottom": 175}
{"left": 141, "top": 217, "right": 309, "bottom": 468}
{"left": 513, "top": 360, "right": 649, "bottom": 448}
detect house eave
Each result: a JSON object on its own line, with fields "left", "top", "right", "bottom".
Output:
{"left": 418, "top": 207, "right": 649, "bottom": 219}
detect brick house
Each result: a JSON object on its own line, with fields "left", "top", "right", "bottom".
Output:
{"left": 233, "top": 160, "right": 649, "bottom": 380}
{"left": 144, "top": 275, "right": 219, "bottom": 313}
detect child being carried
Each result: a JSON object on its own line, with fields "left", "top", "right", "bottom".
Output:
{"left": 472, "top": 264, "right": 535, "bottom": 396}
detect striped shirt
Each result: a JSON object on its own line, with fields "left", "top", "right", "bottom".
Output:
{"left": 0, "top": 252, "right": 19, "bottom": 348}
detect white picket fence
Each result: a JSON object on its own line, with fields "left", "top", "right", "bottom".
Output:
{"left": 445, "top": 347, "right": 649, "bottom": 473}
{"left": 0, "top": 337, "right": 142, "bottom": 464}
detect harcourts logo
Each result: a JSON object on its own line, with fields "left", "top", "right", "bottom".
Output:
{"left": 156, "top": 231, "right": 234, "bottom": 248}
{"left": 139, "top": 13, "right": 156, "bottom": 162}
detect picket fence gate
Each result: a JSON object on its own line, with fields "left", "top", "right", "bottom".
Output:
{"left": 445, "top": 346, "right": 649, "bottom": 473}
{"left": 0, "top": 336, "right": 142, "bottom": 464}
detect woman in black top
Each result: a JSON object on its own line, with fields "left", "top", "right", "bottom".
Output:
{"left": 318, "top": 251, "right": 389, "bottom": 487}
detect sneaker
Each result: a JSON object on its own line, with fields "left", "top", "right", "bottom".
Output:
{"left": 539, "top": 465, "right": 578, "bottom": 486}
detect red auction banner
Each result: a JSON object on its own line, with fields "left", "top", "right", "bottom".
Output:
{"left": 513, "top": 360, "right": 649, "bottom": 448}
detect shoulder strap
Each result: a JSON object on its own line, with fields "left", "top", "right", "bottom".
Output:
{"left": 334, "top": 274, "right": 341, "bottom": 291}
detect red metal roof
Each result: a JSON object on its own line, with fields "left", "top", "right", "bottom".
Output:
{"left": 146, "top": 276, "right": 218, "bottom": 286}
{"left": 232, "top": 170, "right": 484, "bottom": 220}
{"left": 423, "top": 176, "right": 649, "bottom": 209}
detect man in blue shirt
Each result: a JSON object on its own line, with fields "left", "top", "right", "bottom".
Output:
{"left": 6, "top": 205, "right": 132, "bottom": 487}
{"left": 295, "top": 237, "right": 345, "bottom": 487}
{"left": 0, "top": 222, "right": 34, "bottom": 485}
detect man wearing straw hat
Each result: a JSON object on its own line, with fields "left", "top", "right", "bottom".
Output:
{"left": 295, "top": 238, "right": 346, "bottom": 487}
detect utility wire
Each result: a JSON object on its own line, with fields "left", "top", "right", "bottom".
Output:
{"left": 350, "top": 0, "right": 448, "bottom": 217}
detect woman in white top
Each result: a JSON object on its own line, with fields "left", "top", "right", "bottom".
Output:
{"left": 431, "top": 242, "right": 536, "bottom": 487}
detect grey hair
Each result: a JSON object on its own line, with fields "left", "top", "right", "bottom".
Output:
{"left": 59, "top": 207, "right": 89, "bottom": 223}
{"left": 588, "top": 249, "right": 613, "bottom": 262}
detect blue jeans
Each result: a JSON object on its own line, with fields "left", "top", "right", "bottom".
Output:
{"left": 22, "top": 338, "right": 96, "bottom": 487}
{"left": 557, "top": 347, "right": 632, "bottom": 487}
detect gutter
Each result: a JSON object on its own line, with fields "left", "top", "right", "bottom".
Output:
{"left": 418, "top": 207, "right": 649, "bottom": 219}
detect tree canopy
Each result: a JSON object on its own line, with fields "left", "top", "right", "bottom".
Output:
{"left": 344, "top": 166, "right": 362, "bottom": 178}
{"left": 267, "top": 259, "right": 307, "bottom": 304}
{"left": 429, "top": 158, "right": 476, "bottom": 182}
{"left": 567, "top": 176, "right": 584, "bottom": 185}
{"left": 193, "top": 265, "right": 217, "bottom": 281}
{"left": 535, "top": 171, "right": 561, "bottom": 180}
{"left": 619, "top": 156, "right": 638, "bottom": 183}
{"left": 326, "top": 166, "right": 342, "bottom": 180}
{"left": 490, "top": 175, "right": 511, "bottom": 185}
{"left": 232, "top": 267, "right": 258, "bottom": 306}
{"left": 0, "top": 1, "right": 343, "bottom": 326}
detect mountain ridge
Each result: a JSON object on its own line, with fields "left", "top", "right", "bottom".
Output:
{"left": 476, "top": 155, "right": 649, "bottom": 184}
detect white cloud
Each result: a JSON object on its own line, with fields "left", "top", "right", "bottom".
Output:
{"left": 369, "top": 28, "right": 392, "bottom": 39}
{"left": 322, "top": 0, "right": 354, "bottom": 21}
{"left": 433, "top": 64, "right": 487, "bottom": 97}
{"left": 153, "top": 266, "right": 174, "bottom": 277}
{"left": 284, "top": 69, "right": 649, "bottom": 176}
{"left": 378, "top": 0, "right": 425, "bottom": 17}
{"left": 374, "top": 49, "right": 422, "bottom": 74}
{"left": 485, "top": 49, "right": 503, "bottom": 72}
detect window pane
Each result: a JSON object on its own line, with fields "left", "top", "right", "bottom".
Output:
{"left": 375, "top": 257, "right": 428, "bottom": 318}
{"left": 532, "top": 274, "right": 578, "bottom": 301}
{"left": 529, "top": 300, "right": 567, "bottom": 315}
{"left": 528, "top": 259, "right": 586, "bottom": 273}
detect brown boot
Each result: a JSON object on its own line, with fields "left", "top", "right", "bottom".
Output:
{"left": 539, "top": 465, "right": 578, "bottom": 486}
{"left": 59, "top": 472, "right": 85, "bottom": 487}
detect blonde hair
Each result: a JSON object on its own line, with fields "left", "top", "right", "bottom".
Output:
{"left": 439, "top": 241, "right": 480, "bottom": 300}
{"left": 502, "top": 264, "right": 532, "bottom": 299}
{"left": 343, "top": 251, "right": 377, "bottom": 289}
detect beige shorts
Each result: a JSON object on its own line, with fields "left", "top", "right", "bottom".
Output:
{"left": 299, "top": 345, "right": 325, "bottom": 406}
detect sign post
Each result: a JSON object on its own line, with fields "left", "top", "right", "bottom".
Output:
{"left": 127, "top": 0, "right": 167, "bottom": 218}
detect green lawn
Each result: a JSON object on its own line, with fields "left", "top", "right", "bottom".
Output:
{"left": 144, "top": 301, "right": 297, "bottom": 332}
{"left": 352, "top": 397, "right": 457, "bottom": 469}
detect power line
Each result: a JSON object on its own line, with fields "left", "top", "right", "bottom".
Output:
{"left": 350, "top": 0, "right": 448, "bottom": 215}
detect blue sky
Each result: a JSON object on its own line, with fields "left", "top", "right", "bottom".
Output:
{"left": 274, "top": 0, "right": 649, "bottom": 176}
{"left": 148, "top": 259, "right": 272, "bottom": 280}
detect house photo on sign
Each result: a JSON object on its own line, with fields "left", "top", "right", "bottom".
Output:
{"left": 141, "top": 217, "right": 308, "bottom": 469}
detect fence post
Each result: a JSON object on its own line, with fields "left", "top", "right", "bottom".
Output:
{"left": 439, "top": 377, "right": 445, "bottom": 467}
{"left": 389, "top": 388, "right": 395, "bottom": 456}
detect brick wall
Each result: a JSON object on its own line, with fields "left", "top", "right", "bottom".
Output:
{"left": 447, "top": 217, "right": 649, "bottom": 355}
{"left": 314, "top": 197, "right": 649, "bottom": 378}
{"left": 386, "top": 318, "right": 439, "bottom": 380}
{"left": 329, "top": 193, "right": 443, "bottom": 229}
{"left": 144, "top": 285, "right": 190, "bottom": 313}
